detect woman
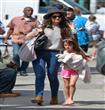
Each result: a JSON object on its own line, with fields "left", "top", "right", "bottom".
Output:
{"left": 31, "top": 8, "right": 90, "bottom": 106}
{"left": 31, "top": 8, "right": 71, "bottom": 105}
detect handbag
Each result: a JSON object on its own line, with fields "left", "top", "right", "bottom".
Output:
{"left": 2, "top": 45, "right": 12, "bottom": 64}
{"left": 34, "top": 32, "right": 48, "bottom": 49}
{"left": 18, "top": 37, "right": 37, "bottom": 62}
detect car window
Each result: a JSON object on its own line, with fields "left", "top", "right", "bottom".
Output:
{"left": 39, "top": 0, "right": 90, "bottom": 14}
{"left": 64, "top": 0, "right": 90, "bottom": 14}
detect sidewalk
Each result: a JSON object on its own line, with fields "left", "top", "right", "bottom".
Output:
{"left": 0, "top": 48, "right": 105, "bottom": 110}
{"left": 0, "top": 71, "right": 105, "bottom": 110}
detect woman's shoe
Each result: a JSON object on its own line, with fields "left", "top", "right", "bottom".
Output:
{"left": 31, "top": 96, "right": 43, "bottom": 106}
{"left": 50, "top": 96, "right": 58, "bottom": 105}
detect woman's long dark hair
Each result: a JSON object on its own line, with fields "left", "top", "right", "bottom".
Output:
{"left": 42, "top": 13, "right": 72, "bottom": 39}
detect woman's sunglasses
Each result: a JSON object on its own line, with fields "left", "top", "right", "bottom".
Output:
{"left": 51, "top": 15, "right": 62, "bottom": 19}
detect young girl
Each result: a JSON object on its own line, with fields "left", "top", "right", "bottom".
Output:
{"left": 56, "top": 38, "right": 90, "bottom": 106}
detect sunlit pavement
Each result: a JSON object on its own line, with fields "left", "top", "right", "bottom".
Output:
{"left": 0, "top": 47, "right": 105, "bottom": 110}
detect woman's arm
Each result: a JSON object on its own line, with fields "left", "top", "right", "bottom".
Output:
{"left": 25, "top": 28, "right": 43, "bottom": 40}
{"left": 79, "top": 47, "right": 91, "bottom": 61}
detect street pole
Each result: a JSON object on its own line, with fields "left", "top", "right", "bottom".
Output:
{"left": 90, "top": 0, "right": 97, "bottom": 13}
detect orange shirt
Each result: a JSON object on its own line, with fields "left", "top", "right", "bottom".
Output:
{"left": 7, "top": 16, "right": 40, "bottom": 44}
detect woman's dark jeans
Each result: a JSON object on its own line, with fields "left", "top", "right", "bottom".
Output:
{"left": 32, "top": 49, "right": 60, "bottom": 97}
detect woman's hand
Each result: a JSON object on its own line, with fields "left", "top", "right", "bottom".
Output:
{"left": 36, "top": 28, "right": 43, "bottom": 33}
{"left": 25, "top": 28, "right": 43, "bottom": 40}
{"left": 84, "top": 54, "right": 91, "bottom": 61}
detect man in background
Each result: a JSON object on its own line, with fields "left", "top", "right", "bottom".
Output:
{"left": 4, "top": 7, "right": 40, "bottom": 76}
{"left": 73, "top": 7, "right": 89, "bottom": 52}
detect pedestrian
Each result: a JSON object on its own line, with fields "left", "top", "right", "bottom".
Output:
{"left": 4, "top": 7, "right": 40, "bottom": 76}
{"left": 73, "top": 7, "right": 89, "bottom": 52}
{"left": 96, "top": 4, "right": 105, "bottom": 14}
{"left": 0, "top": 61, "right": 20, "bottom": 97}
{"left": 31, "top": 8, "right": 71, "bottom": 105}
{"left": 30, "top": 8, "right": 90, "bottom": 106}
{"left": 96, "top": 30, "right": 105, "bottom": 75}
{"left": 0, "top": 20, "right": 20, "bottom": 97}
{"left": 85, "top": 15, "right": 101, "bottom": 58}
{"left": 56, "top": 38, "right": 89, "bottom": 105}
{"left": 66, "top": 7, "right": 76, "bottom": 34}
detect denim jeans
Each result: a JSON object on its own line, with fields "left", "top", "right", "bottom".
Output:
{"left": 0, "top": 68, "right": 17, "bottom": 92}
{"left": 32, "top": 49, "right": 60, "bottom": 97}
{"left": 12, "top": 42, "right": 29, "bottom": 72}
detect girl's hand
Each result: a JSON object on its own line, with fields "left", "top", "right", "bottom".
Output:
{"left": 84, "top": 54, "right": 91, "bottom": 61}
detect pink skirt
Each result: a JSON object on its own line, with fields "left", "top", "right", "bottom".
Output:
{"left": 61, "top": 68, "right": 78, "bottom": 78}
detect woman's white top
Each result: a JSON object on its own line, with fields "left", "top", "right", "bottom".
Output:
{"left": 44, "top": 26, "right": 63, "bottom": 50}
